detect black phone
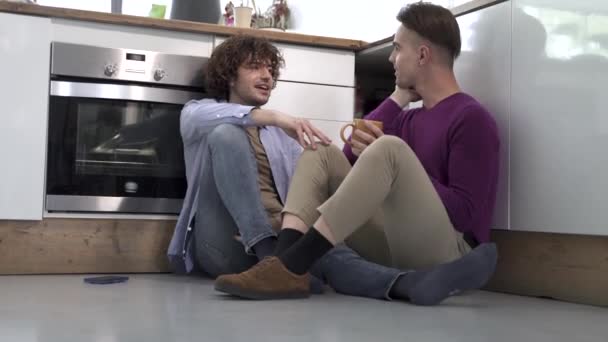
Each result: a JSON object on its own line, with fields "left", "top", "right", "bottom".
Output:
{"left": 83, "top": 276, "right": 129, "bottom": 285}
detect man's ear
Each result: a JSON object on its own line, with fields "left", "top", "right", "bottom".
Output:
{"left": 419, "top": 45, "right": 431, "bottom": 66}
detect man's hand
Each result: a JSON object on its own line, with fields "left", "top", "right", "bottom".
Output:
{"left": 390, "top": 86, "right": 421, "bottom": 108}
{"left": 351, "top": 120, "right": 384, "bottom": 157}
{"left": 274, "top": 113, "right": 332, "bottom": 150}
{"left": 250, "top": 108, "right": 332, "bottom": 149}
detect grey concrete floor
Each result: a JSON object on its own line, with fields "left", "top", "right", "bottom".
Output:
{"left": 0, "top": 274, "right": 606, "bottom": 342}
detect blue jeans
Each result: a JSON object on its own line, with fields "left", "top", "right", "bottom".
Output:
{"left": 312, "top": 245, "right": 402, "bottom": 300}
{"left": 193, "top": 124, "right": 402, "bottom": 300}
{"left": 193, "top": 124, "right": 275, "bottom": 277}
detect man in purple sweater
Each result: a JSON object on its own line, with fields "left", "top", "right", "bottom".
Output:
{"left": 214, "top": 2, "right": 500, "bottom": 304}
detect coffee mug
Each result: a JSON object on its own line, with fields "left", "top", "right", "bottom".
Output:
{"left": 340, "top": 119, "right": 384, "bottom": 146}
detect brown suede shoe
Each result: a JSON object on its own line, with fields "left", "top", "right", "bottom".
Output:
{"left": 214, "top": 257, "right": 310, "bottom": 300}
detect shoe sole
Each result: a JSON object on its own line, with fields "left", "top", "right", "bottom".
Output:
{"left": 214, "top": 281, "right": 310, "bottom": 300}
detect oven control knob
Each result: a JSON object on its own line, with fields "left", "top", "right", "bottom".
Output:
{"left": 125, "top": 181, "right": 138, "bottom": 194}
{"left": 154, "top": 68, "right": 166, "bottom": 81}
{"left": 104, "top": 63, "right": 118, "bottom": 77}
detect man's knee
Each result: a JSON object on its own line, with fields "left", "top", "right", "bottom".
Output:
{"left": 300, "top": 143, "right": 344, "bottom": 160}
{"left": 374, "top": 135, "right": 407, "bottom": 150}
{"left": 207, "top": 124, "right": 249, "bottom": 150}
{"left": 366, "top": 135, "right": 412, "bottom": 159}
{"left": 320, "top": 143, "right": 344, "bottom": 158}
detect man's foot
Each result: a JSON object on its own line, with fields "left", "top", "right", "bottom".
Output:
{"left": 391, "top": 243, "right": 498, "bottom": 306}
{"left": 215, "top": 257, "right": 311, "bottom": 300}
{"left": 310, "top": 275, "right": 325, "bottom": 294}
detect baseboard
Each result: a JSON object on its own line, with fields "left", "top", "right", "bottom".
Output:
{"left": 0, "top": 218, "right": 175, "bottom": 274}
{"left": 2, "top": 218, "right": 607, "bottom": 307}
{"left": 486, "top": 230, "right": 608, "bottom": 307}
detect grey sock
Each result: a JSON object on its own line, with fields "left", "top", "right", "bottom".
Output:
{"left": 390, "top": 243, "right": 498, "bottom": 306}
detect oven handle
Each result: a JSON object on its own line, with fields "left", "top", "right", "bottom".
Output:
{"left": 50, "top": 80, "right": 204, "bottom": 105}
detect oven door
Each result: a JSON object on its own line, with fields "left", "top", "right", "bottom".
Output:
{"left": 46, "top": 80, "right": 203, "bottom": 214}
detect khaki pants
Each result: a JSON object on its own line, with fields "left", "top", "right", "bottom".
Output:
{"left": 283, "top": 136, "right": 470, "bottom": 270}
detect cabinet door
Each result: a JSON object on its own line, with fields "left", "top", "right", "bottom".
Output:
{"left": 0, "top": 13, "right": 52, "bottom": 220}
{"left": 275, "top": 42, "right": 355, "bottom": 87}
{"left": 510, "top": 0, "right": 608, "bottom": 235}
{"left": 454, "top": 1, "right": 512, "bottom": 230}
{"left": 214, "top": 36, "right": 355, "bottom": 86}
{"left": 266, "top": 81, "right": 354, "bottom": 148}
{"left": 266, "top": 81, "right": 354, "bottom": 122}
{"left": 308, "top": 119, "right": 350, "bottom": 149}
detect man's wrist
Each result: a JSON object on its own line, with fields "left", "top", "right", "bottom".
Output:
{"left": 266, "top": 109, "right": 279, "bottom": 126}
{"left": 251, "top": 108, "right": 275, "bottom": 126}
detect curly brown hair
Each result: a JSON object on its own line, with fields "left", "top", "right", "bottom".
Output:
{"left": 205, "top": 35, "right": 285, "bottom": 100}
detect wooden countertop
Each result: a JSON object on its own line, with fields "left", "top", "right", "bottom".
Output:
{"left": 0, "top": 1, "right": 366, "bottom": 50}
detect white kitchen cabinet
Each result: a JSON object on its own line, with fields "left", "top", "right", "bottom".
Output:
{"left": 510, "top": 0, "right": 608, "bottom": 235}
{"left": 266, "top": 81, "right": 354, "bottom": 122}
{"left": 454, "top": 1, "right": 511, "bottom": 230}
{"left": 0, "top": 11, "right": 355, "bottom": 221}
{"left": 214, "top": 36, "right": 355, "bottom": 86}
{"left": 275, "top": 42, "right": 355, "bottom": 87}
{"left": 51, "top": 19, "right": 214, "bottom": 56}
{"left": 307, "top": 119, "right": 349, "bottom": 149}
{"left": 0, "top": 13, "right": 52, "bottom": 220}
{"left": 266, "top": 81, "right": 353, "bottom": 148}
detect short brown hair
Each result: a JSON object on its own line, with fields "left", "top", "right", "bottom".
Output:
{"left": 205, "top": 35, "right": 285, "bottom": 100}
{"left": 397, "top": 2, "right": 461, "bottom": 65}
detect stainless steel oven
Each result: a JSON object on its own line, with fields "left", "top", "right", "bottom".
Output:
{"left": 46, "top": 42, "right": 207, "bottom": 214}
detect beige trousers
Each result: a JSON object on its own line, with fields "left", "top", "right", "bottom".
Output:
{"left": 283, "top": 136, "right": 470, "bottom": 270}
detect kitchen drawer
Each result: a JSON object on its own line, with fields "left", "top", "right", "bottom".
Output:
{"left": 308, "top": 119, "right": 349, "bottom": 149}
{"left": 214, "top": 36, "right": 355, "bottom": 86}
{"left": 265, "top": 81, "right": 354, "bottom": 122}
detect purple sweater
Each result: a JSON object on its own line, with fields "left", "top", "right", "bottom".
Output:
{"left": 343, "top": 93, "right": 500, "bottom": 243}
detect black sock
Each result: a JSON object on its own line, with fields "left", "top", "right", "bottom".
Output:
{"left": 252, "top": 237, "right": 276, "bottom": 261}
{"left": 278, "top": 227, "right": 334, "bottom": 275}
{"left": 274, "top": 228, "right": 304, "bottom": 255}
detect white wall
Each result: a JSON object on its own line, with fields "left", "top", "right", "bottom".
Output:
{"left": 222, "top": 0, "right": 456, "bottom": 42}
{"left": 37, "top": 0, "right": 111, "bottom": 12}
{"left": 38, "top": 0, "right": 174, "bottom": 17}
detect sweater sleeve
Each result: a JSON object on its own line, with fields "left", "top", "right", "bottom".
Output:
{"left": 180, "top": 99, "right": 256, "bottom": 145}
{"left": 343, "top": 98, "right": 405, "bottom": 164}
{"left": 430, "top": 107, "right": 500, "bottom": 234}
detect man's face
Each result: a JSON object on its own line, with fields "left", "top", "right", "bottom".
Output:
{"left": 229, "top": 58, "right": 275, "bottom": 106}
{"left": 389, "top": 25, "right": 422, "bottom": 90}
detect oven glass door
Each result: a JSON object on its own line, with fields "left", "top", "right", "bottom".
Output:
{"left": 46, "top": 81, "right": 202, "bottom": 214}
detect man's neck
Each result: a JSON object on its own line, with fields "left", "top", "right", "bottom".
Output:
{"left": 228, "top": 96, "right": 259, "bottom": 107}
{"left": 229, "top": 94, "right": 246, "bottom": 105}
{"left": 417, "top": 68, "right": 461, "bottom": 109}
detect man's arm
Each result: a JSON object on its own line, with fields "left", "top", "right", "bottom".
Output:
{"left": 430, "top": 107, "right": 500, "bottom": 234}
{"left": 180, "top": 99, "right": 256, "bottom": 143}
{"left": 181, "top": 99, "right": 330, "bottom": 149}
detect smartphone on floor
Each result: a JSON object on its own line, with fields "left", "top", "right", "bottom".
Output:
{"left": 83, "top": 276, "right": 129, "bottom": 285}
